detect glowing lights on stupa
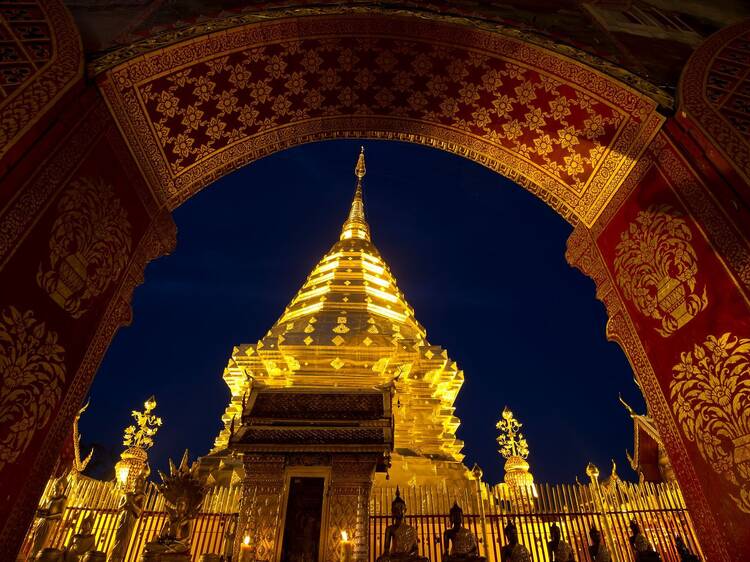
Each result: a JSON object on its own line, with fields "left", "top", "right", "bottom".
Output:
{"left": 211, "top": 149, "right": 470, "bottom": 485}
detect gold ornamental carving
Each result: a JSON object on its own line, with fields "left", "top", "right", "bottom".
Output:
{"left": 37, "top": 177, "right": 132, "bottom": 319}
{"left": 99, "top": 13, "right": 664, "bottom": 226}
{"left": 614, "top": 204, "right": 708, "bottom": 337}
{"left": 0, "top": 306, "right": 66, "bottom": 472}
{"left": 670, "top": 333, "right": 750, "bottom": 512}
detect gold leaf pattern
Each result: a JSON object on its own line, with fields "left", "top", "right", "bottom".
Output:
{"left": 614, "top": 204, "right": 708, "bottom": 337}
{"left": 0, "top": 307, "right": 66, "bottom": 472}
{"left": 670, "top": 333, "right": 750, "bottom": 512}
{"left": 36, "top": 177, "right": 132, "bottom": 319}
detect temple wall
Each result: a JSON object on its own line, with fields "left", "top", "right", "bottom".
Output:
{"left": 0, "top": 85, "right": 176, "bottom": 558}
{"left": 566, "top": 131, "right": 750, "bottom": 561}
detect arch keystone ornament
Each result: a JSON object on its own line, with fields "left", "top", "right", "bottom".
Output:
{"left": 670, "top": 333, "right": 750, "bottom": 513}
{"left": 37, "top": 177, "right": 132, "bottom": 319}
{"left": 0, "top": 307, "right": 66, "bottom": 472}
{"left": 613, "top": 204, "right": 708, "bottom": 337}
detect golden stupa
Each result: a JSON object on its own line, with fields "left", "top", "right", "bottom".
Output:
{"left": 211, "top": 149, "right": 471, "bottom": 486}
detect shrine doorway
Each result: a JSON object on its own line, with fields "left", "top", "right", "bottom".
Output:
{"left": 280, "top": 476, "right": 327, "bottom": 562}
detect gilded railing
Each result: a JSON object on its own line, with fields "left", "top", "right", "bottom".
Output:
{"left": 18, "top": 476, "right": 239, "bottom": 561}
{"left": 369, "top": 481, "right": 702, "bottom": 562}
{"left": 19, "top": 477, "right": 700, "bottom": 562}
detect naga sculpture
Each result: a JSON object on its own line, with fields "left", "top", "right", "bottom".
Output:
{"left": 141, "top": 451, "right": 204, "bottom": 562}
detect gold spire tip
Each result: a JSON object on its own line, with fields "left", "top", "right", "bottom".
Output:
{"left": 355, "top": 146, "right": 366, "bottom": 180}
{"left": 341, "top": 147, "right": 371, "bottom": 241}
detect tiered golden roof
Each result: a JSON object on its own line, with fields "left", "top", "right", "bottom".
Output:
{"left": 212, "top": 148, "right": 470, "bottom": 485}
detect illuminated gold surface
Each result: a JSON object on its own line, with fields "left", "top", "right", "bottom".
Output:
{"left": 213, "top": 151, "right": 469, "bottom": 485}
{"left": 123, "top": 396, "right": 161, "bottom": 450}
{"left": 71, "top": 400, "right": 93, "bottom": 475}
{"left": 116, "top": 397, "right": 161, "bottom": 491}
{"left": 613, "top": 204, "right": 708, "bottom": 338}
{"left": 496, "top": 407, "right": 534, "bottom": 489}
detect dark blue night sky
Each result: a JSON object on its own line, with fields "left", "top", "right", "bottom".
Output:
{"left": 80, "top": 140, "right": 645, "bottom": 485}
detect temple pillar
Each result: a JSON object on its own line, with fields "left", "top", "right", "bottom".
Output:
{"left": 0, "top": 85, "right": 176, "bottom": 558}
{"left": 326, "top": 455, "right": 377, "bottom": 562}
{"left": 236, "top": 455, "right": 286, "bottom": 562}
{"left": 567, "top": 112, "right": 750, "bottom": 560}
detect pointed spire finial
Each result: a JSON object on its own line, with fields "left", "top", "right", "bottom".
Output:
{"left": 341, "top": 147, "right": 371, "bottom": 241}
{"left": 355, "top": 146, "right": 366, "bottom": 180}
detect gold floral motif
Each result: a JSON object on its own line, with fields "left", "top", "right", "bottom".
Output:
{"left": 37, "top": 177, "right": 132, "bottom": 319}
{"left": 99, "top": 13, "right": 665, "bottom": 225}
{"left": 614, "top": 204, "right": 708, "bottom": 337}
{"left": 670, "top": 333, "right": 750, "bottom": 512}
{"left": 0, "top": 307, "right": 66, "bottom": 472}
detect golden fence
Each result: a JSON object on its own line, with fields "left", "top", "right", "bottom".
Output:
{"left": 19, "top": 477, "right": 701, "bottom": 562}
{"left": 369, "top": 481, "right": 703, "bottom": 562}
{"left": 18, "top": 476, "right": 239, "bottom": 562}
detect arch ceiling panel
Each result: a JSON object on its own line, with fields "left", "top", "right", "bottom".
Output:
{"left": 99, "top": 13, "right": 664, "bottom": 225}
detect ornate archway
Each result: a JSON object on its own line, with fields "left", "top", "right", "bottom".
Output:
{"left": 1, "top": 4, "right": 749, "bottom": 561}
{"left": 95, "top": 10, "right": 665, "bottom": 226}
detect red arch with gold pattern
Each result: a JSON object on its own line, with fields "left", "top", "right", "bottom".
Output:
{"left": 1, "top": 5, "right": 749, "bottom": 561}
{"left": 97, "top": 12, "right": 664, "bottom": 226}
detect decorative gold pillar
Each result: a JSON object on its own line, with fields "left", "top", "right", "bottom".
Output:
{"left": 236, "top": 455, "right": 286, "bottom": 562}
{"left": 325, "top": 455, "right": 377, "bottom": 562}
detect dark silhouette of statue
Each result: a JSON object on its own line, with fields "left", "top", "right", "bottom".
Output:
{"left": 64, "top": 513, "right": 99, "bottom": 562}
{"left": 629, "top": 520, "right": 660, "bottom": 562}
{"left": 376, "top": 488, "right": 427, "bottom": 562}
{"left": 675, "top": 536, "right": 700, "bottom": 562}
{"left": 587, "top": 527, "right": 611, "bottom": 562}
{"left": 442, "top": 502, "right": 484, "bottom": 562}
{"left": 547, "top": 524, "right": 574, "bottom": 561}
{"left": 500, "top": 521, "right": 530, "bottom": 562}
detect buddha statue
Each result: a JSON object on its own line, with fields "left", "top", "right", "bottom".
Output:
{"left": 629, "top": 520, "right": 659, "bottom": 562}
{"left": 588, "top": 527, "right": 611, "bottom": 562}
{"left": 30, "top": 477, "right": 68, "bottom": 560}
{"left": 63, "top": 514, "right": 99, "bottom": 562}
{"left": 675, "top": 535, "right": 699, "bottom": 562}
{"left": 376, "top": 488, "right": 428, "bottom": 562}
{"left": 546, "top": 524, "right": 574, "bottom": 562}
{"left": 443, "top": 502, "right": 484, "bottom": 562}
{"left": 142, "top": 497, "right": 192, "bottom": 560}
{"left": 109, "top": 474, "right": 147, "bottom": 562}
{"left": 500, "top": 521, "right": 530, "bottom": 562}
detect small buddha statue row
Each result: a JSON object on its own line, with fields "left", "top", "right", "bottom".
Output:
{"left": 377, "top": 490, "right": 485, "bottom": 562}
{"left": 375, "top": 496, "right": 701, "bottom": 562}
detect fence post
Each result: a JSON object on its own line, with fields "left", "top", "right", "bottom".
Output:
{"left": 586, "top": 463, "right": 616, "bottom": 559}
{"left": 471, "top": 465, "right": 489, "bottom": 557}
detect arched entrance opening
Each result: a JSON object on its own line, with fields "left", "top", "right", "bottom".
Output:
{"left": 80, "top": 139, "right": 639, "bottom": 486}
{"left": 1, "top": 6, "right": 749, "bottom": 562}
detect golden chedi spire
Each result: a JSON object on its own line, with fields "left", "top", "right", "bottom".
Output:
{"left": 212, "top": 148, "right": 470, "bottom": 487}
{"left": 341, "top": 147, "right": 370, "bottom": 241}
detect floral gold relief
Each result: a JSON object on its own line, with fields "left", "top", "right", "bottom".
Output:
{"left": 670, "top": 333, "right": 750, "bottom": 513}
{"left": 0, "top": 307, "right": 66, "bottom": 472}
{"left": 37, "top": 178, "right": 132, "bottom": 319}
{"left": 614, "top": 204, "right": 708, "bottom": 337}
